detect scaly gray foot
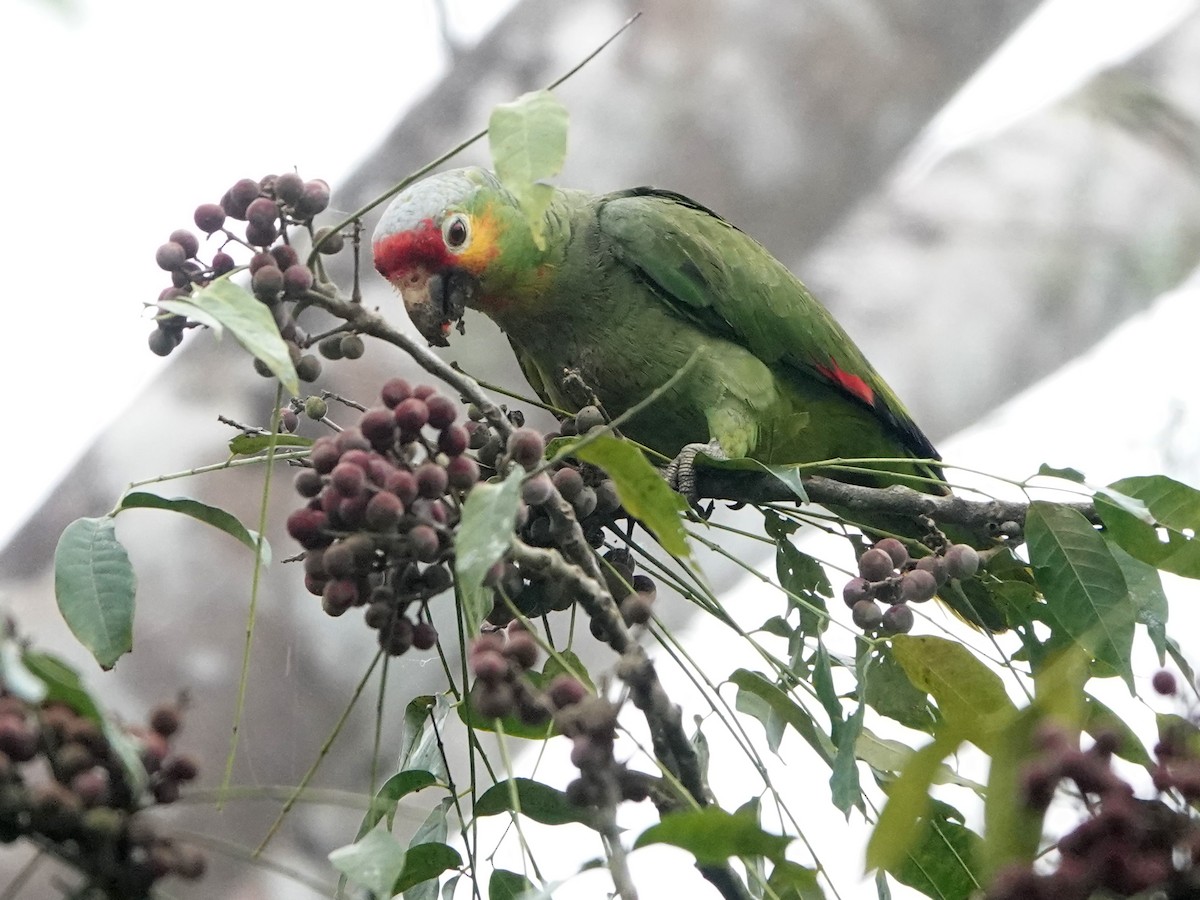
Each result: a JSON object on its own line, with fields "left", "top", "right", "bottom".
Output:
{"left": 665, "top": 439, "right": 727, "bottom": 502}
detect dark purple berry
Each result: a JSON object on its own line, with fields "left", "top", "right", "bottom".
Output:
{"left": 286, "top": 508, "right": 330, "bottom": 549}
{"left": 394, "top": 398, "right": 430, "bottom": 433}
{"left": 194, "top": 203, "right": 226, "bottom": 233}
{"left": 386, "top": 469, "right": 418, "bottom": 504}
{"left": 945, "top": 544, "right": 980, "bottom": 579}
{"left": 915, "top": 555, "right": 948, "bottom": 586}
{"left": 322, "top": 579, "right": 358, "bottom": 616}
{"left": 851, "top": 600, "right": 882, "bottom": 630}
{"left": 270, "top": 244, "right": 299, "bottom": 270}
{"left": 415, "top": 463, "right": 449, "bottom": 499}
{"left": 211, "top": 251, "right": 235, "bottom": 275}
{"left": 552, "top": 467, "right": 584, "bottom": 502}
{"left": 438, "top": 424, "right": 468, "bottom": 457}
{"left": 149, "top": 704, "right": 181, "bottom": 738}
{"left": 252, "top": 265, "right": 284, "bottom": 299}
{"left": 881, "top": 604, "right": 914, "bottom": 635}
{"left": 900, "top": 569, "right": 938, "bottom": 604}
{"left": 471, "top": 650, "right": 508, "bottom": 684}
{"left": 224, "top": 178, "right": 261, "bottom": 219}
{"left": 412, "top": 622, "right": 438, "bottom": 650}
{"left": 522, "top": 473, "right": 554, "bottom": 506}
{"left": 148, "top": 327, "right": 178, "bottom": 357}
{"left": 246, "top": 197, "right": 278, "bottom": 229}
{"left": 245, "top": 220, "right": 277, "bottom": 246}
{"left": 426, "top": 395, "right": 458, "bottom": 429}
{"left": 365, "top": 492, "right": 403, "bottom": 530}
{"left": 295, "top": 179, "right": 331, "bottom": 217}
{"left": 874, "top": 538, "right": 909, "bottom": 569}
{"left": 473, "top": 682, "right": 515, "bottom": 719}
{"left": 858, "top": 548, "right": 894, "bottom": 581}
{"left": 274, "top": 171, "right": 305, "bottom": 205}
{"left": 330, "top": 462, "right": 366, "bottom": 498}
{"left": 446, "top": 456, "right": 480, "bottom": 490}
{"left": 380, "top": 377, "right": 411, "bottom": 408}
{"left": 169, "top": 229, "right": 200, "bottom": 259}
{"left": 155, "top": 241, "right": 187, "bottom": 271}
{"left": 507, "top": 429, "right": 545, "bottom": 471}
{"left": 248, "top": 251, "right": 275, "bottom": 274}
{"left": 408, "top": 524, "right": 440, "bottom": 563}
{"left": 842, "top": 577, "right": 872, "bottom": 607}
{"left": 1152, "top": 670, "right": 1177, "bottom": 696}
{"left": 548, "top": 675, "right": 587, "bottom": 709}
{"left": 309, "top": 436, "right": 339, "bottom": 472}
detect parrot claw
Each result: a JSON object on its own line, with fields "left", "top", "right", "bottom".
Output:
{"left": 665, "top": 440, "right": 726, "bottom": 504}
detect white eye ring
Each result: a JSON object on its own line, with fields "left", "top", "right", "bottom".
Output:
{"left": 442, "top": 214, "right": 470, "bottom": 251}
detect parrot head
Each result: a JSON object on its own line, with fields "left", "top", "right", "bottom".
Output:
{"left": 372, "top": 167, "right": 545, "bottom": 346}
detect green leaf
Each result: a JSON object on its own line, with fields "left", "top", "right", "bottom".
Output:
{"left": 117, "top": 492, "right": 270, "bottom": 564}
{"left": 1, "top": 641, "right": 47, "bottom": 705}
{"left": 574, "top": 435, "right": 691, "bottom": 560}
{"left": 331, "top": 833, "right": 461, "bottom": 897}
{"left": 160, "top": 277, "right": 299, "bottom": 394}
{"left": 54, "top": 517, "right": 136, "bottom": 670}
{"left": 455, "top": 469, "right": 524, "bottom": 637}
{"left": 1097, "top": 475, "right": 1200, "bottom": 578}
{"left": 1107, "top": 539, "right": 1168, "bottom": 664}
{"left": 854, "top": 729, "right": 984, "bottom": 793}
{"left": 634, "top": 807, "right": 791, "bottom": 865}
{"left": 228, "top": 432, "right": 313, "bottom": 456}
{"left": 1035, "top": 464, "right": 1086, "bottom": 483}
{"left": 766, "top": 861, "right": 826, "bottom": 899}
{"left": 355, "top": 769, "right": 438, "bottom": 840}
{"left": 830, "top": 700, "right": 864, "bottom": 816}
{"left": 865, "top": 731, "right": 962, "bottom": 873}
{"left": 730, "top": 669, "right": 833, "bottom": 764}
{"left": 775, "top": 538, "right": 831, "bottom": 638}
{"left": 490, "top": 869, "right": 535, "bottom": 900}
{"left": 700, "top": 453, "right": 808, "bottom": 501}
{"left": 892, "top": 801, "right": 983, "bottom": 900}
{"left": 404, "top": 799, "right": 456, "bottom": 899}
{"left": 890, "top": 635, "right": 1015, "bottom": 751}
{"left": 813, "top": 642, "right": 843, "bottom": 740}
{"left": 540, "top": 649, "right": 595, "bottom": 694}
{"left": 863, "top": 647, "right": 937, "bottom": 733}
{"left": 980, "top": 706, "right": 1046, "bottom": 880}
{"left": 474, "top": 778, "right": 595, "bottom": 828}
{"left": 399, "top": 695, "right": 450, "bottom": 782}
{"left": 489, "top": 89, "right": 568, "bottom": 250}
{"left": 1026, "top": 501, "right": 1136, "bottom": 689}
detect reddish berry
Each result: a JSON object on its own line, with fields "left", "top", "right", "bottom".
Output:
{"left": 858, "top": 548, "right": 894, "bottom": 581}
{"left": 193, "top": 203, "right": 226, "bottom": 233}
{"left": 945, "top": 544, "right": 980, "bottom": 579}
{"left": 425, "top": 394, "right": 458, "bottom": 429}
{"left": 155, "top": 242, "right": 187, "bottom": 271}
{"left": 380, "top": 377, "right": 412, "bottom": 408}
{"left": 446, "top": 456, "right": 480, "bottom": 490}
{"left": 874, "top": 538, "right": 909, "bottom": 568}
{"left": 438, "top": 424, "right": 468, "bottom": 457}
{"left": 507, "top": 428, "right": 545, "bottom": 471}
{"left": 394, "top": 398, "right": 429, "bottom": 433}
{"left": 169, "top": 229, "right": 200, "bottom": 259}
{"left": 1152, "top": 670, "right": 1177, "bottom": 696}
{"left": 224, "top": 178, "right": 261, "bottom": 219}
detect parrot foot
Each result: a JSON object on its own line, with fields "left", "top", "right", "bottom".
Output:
{"left": 665, "top": 440, "right": 726, "bottom": 504}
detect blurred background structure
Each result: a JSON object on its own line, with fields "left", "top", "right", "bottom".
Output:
{"left": 3, "top": 0, "right": 1200, "bottom": 895}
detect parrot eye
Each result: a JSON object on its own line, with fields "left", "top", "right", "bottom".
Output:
{"left": 443, "top": 214, "right": 470, "bottom": 250}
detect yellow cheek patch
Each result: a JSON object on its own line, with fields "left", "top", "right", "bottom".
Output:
{"left": 456, "top": 209, "right": 501, "bottom": 274}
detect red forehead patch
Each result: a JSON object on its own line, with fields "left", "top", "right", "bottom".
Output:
{"left": 373, "top": 219, "right": 453, "bottom": 278}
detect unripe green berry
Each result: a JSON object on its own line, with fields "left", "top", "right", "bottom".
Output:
{"left": 304, "top": 395, "right": 328, "bottom": 420}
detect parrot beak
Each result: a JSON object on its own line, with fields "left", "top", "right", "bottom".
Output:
{"left": 397, "top": 266, "right": 478, "bottom": 347}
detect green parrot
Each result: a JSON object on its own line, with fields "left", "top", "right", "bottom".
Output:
{"left": 372, "top": 167, "right": 942, "bottom": 498}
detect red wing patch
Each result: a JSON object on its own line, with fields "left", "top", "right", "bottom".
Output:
{"left": 373, "top": 219, "right": 453, "bottom": 279}
{"left": 815, "top": 359, "right": 876, "bottom": 407}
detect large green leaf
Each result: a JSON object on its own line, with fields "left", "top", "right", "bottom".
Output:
{"left": 854, "top": 729, "right": 983, "bottom": 793}
{"left": 228, "top": 432, "right": 313, "bottom": 456}
{"left": 489, "top": 89, "right": 568, "bottom": 250}
{"left": 863, "top": 647, "right": 937, "bottom": 733}
{"left": 117, "top": 492, "right": 270, "bottom": 563}
{"left": 575, "top": 435, "right": 691, "bottom": 560}
{"left": 160, "top": 277, "right": 298, "bottom": 394}
{"left": 1097, "top": 475, "right": 1200, "bottom": 578}
{"left": 892, "top": 801, "right": 983, "bottom": 900}
{"left": 980, "top": 706, "right": 1046, "bottom": 880}
{"left": 455, "top": 469, "right": 524, "bottom": 637}
{"left": 633, "top": 807, "right": 791, "bottom": 865}
{"left": 355, "top": 769, "right": 439, "bottom": 840}
{"left": 1026, "top": 501, "right": 1136, "bottom": 689}
{"left": 766, "top": 861, "right": 826, "bottom": 899}
{"left": 399, "top": 695, "right": 451, "bottom": 781}
{"left": 830, "top": 700, "right": 864, "bottom": 816}
{"left": 489, "top": 869, "right": 535, "bottom": 900}
{"left": 730, "top": 669, "right": 833, "bottom": 764}
{"left": 329, "top": 832, "right": 461, "bottom": 897}
{"left": 890, "top": 635, "right": 1015, "bottom": 751}
{"left": 404, "top": 799, "right": 456, "bottom": 900}
{"left": 1106, "top": 539, "right": 1168, "bottom": 664}
{"left": 54, "top": 517, "right": 136, "bottom": 670}
{"left": 699, "top": 453, "right": 808, "bottom": 502}
{"left": 866, "top": 731, "right": 962, "bottom": 873}
{"left": 474, "top": 778, "right": 596, "bottom": 828}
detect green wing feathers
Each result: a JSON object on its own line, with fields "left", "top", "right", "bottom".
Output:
{"left": 596, "top": 188, "right": 941, "bottom": 470}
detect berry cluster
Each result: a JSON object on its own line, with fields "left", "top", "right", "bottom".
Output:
{"left": 287, "top": 378, "right": 482, "bottom": 656}
{"left": 148, "top": 172, "right": 344, "bottom": 381}
{"left": 988, "top": 703, "right": 1200, "bottom": 899}
{"left": 466, "top": 633, "right": 650, "bottom": 808}
{"left": 841, "top": 538, "right": 979, "bottom": 634}
{"left": 0, "top": 692, "right": 203, "bottom": 897}
{"left": 467, "top": 624, "right": 549, "bottom": 722}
